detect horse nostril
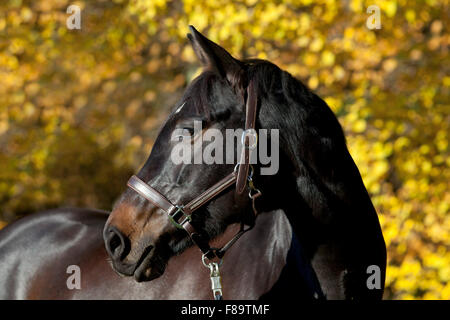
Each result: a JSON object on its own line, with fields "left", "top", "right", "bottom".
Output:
{"left": 109, "top": 234, "right": 121, "bottom": 255}
{"left": 105, "top": 226, "right": 130, "bottom": 260}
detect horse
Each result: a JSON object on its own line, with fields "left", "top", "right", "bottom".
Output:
{"left": 0, "top": 26, "right": 386, "bottom": 300}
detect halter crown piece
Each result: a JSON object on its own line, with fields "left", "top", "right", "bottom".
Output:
{"left": 126, "top": 80, "right": 261, "bottom": 300}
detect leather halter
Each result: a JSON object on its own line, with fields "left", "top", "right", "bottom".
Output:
{"left": 127, "top": 80, "right": 259, "bottom": 260}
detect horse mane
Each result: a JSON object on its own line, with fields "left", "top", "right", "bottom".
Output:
{"left": 179, "top": 58, "right": 351, "bottom": 196}
{"left": 184, "top": 58, "right": 346, "bottom": 139}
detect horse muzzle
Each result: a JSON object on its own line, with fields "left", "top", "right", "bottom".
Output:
{"left": 103, "top": 224, "right": 165, "bottom": 282}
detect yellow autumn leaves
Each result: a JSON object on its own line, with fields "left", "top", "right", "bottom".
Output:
{"left": 1, "top": 0, "right": 449, "bottom": 299}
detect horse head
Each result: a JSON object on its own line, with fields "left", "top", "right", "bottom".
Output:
{"left": 103, "top": 26, "right": 386, "bottom": 301}
{"left": 103, "top": 26, "right": 281, "bottom": 282}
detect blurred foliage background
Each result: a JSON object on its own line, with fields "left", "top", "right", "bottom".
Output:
{"left": 0, "top": 0, "right": 448, "bottom": 299}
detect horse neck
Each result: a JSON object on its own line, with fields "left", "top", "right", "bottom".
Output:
{"left": 155, "top": 210, "right": 292, "bottom": 299}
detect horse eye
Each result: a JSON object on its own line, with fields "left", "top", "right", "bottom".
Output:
{"left": 182, "top": 127, "right": 195, "bottom": 136}
{"left": 172, "top": 127, "right": 195, "bottom": 142}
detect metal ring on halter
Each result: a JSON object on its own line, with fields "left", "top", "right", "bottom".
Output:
{"left": 202, "top": 253, "right": 224, "bottom": 268}
{"left": 233, "top": 163, "right": 254, "bottom": 180}
{"left": 249, "top": 188, "right": 262, "bottom": 200}
{"left": 247, "top": 165, "right": 254, "bottom": 180}
{"left": 241, "top": 129, "right": 258, "bottom": 149}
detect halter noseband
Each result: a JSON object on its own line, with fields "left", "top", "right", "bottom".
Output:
{"left": 126, "top": 80, "right": 260, "bottom": 261}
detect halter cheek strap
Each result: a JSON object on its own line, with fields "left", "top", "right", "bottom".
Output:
{"left": 236, "top": 80, "right": 258, "bottom": 195}
{"left": 126, "top": 80, "right": 259, "bottom": 260}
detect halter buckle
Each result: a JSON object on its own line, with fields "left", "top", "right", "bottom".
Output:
{"left": 168, "top": 205, "right": 191, "bottom": 229}
{"left": 241, "top": 128, "right": 258, "bottom": 149}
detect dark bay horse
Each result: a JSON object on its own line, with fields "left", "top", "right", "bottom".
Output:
{"left": 0, "top": 26, "right": 386, "bottom": 300}
{"left": 0, "top": 208, "right": 310, "bottom": 299}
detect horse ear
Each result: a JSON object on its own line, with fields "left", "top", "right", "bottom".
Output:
{"left": 187, "top": 25, "right": 244, "bottom": 86}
